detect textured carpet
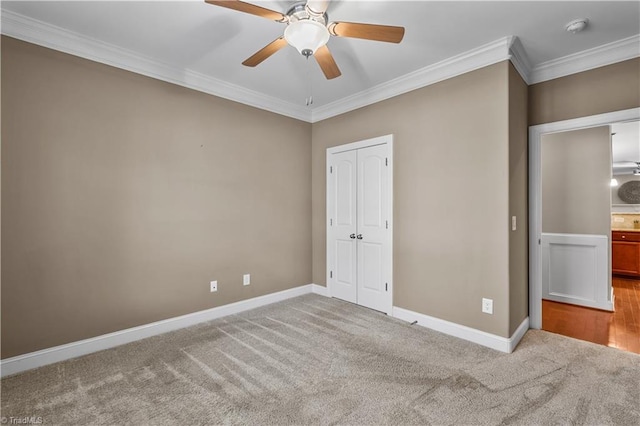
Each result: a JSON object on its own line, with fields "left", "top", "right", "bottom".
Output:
{"left": 2, "top": 294, "right": 639, "bottom": 425}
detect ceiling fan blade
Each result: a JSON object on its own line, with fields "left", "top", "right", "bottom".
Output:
{"left": 205, "top": 0, "right": 286, "bottom": 22}
{"left": 328, "top": 22, "right": 405, "bottom": 43}
{"left": 314, "top": 45, "right": 341, "bottom": 80}
{"left": 242, "top": 37, "right": 288, "bottom": 67}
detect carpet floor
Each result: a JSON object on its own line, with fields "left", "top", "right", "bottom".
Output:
{"left": 1, "top": 294, "right": 639, "bottom": 425}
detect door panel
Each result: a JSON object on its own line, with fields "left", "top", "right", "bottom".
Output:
{"left": 362, "top": 155, "right": 383, "bottom": 227}
{"left": 336, "top": 240, "right": 355, "bottom": 284}
{"left": 360, "top": 242, "right": 382, "bottom": 291}
{"left": 356, "top": 144, "right": 390, "bottom": 313}
{"left": 336, "top": 161, "right": 355, "bottom": 226}
{"left": 328, "top": 150, "right": 357, "bottom": 304}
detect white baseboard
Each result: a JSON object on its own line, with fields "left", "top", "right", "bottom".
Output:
{"left": 310, "top": 283, "right": 329, "bottom": 297}
{"left": 392, "top": 306, "right": 529, "bottom": 353}
{"left": 508, "top": 317, "right": 530, "bottom": 353}
{"left": 1, "top": 284, "right": 530, "bottom": 377}
{"left": 0, "top": 284, "right": 317, "bottom": 378}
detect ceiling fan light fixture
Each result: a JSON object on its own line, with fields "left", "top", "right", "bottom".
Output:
{"left": 284, "top": 19, "right": 330, "bottom": 55}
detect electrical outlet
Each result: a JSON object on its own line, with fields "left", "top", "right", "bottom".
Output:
{"left": 243, "top": 274, "right": 250, "bottom": 286}
{"left": 210, "top": 280, "right": 217, "bottom": 292}
{"left": 482, "top": 298, "right": 493, "bottom": 314}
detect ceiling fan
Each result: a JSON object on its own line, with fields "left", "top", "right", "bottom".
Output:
{"left": 205, "top": 0, "right": 405, "bottom": 79}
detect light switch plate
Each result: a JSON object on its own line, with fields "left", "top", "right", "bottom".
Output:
{"left": 511, "top": 216, "right": 517, "bottom": 231}
{"left": 243, "top": 274, "right": 250, "bottom": 286}
{"left": 210, "top": 281, "right": 217, "bottom": 292}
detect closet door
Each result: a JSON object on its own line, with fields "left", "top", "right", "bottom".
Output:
{"left": 327, "top": 136, "right": 393, "bottom": 314}
{"left": 356, "top": 144, "right": 390, "bottom": 313}
{"left": 327, "top": 150, "right": 357, "bottom": 304}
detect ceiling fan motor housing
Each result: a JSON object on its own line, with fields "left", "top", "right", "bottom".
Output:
{"left": 287, "top": 1, "right": 328, "bottom": 24}
{"left": 284, "top": 2, "right": 330, "bottom": 55}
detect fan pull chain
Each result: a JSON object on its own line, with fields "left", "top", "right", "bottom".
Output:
{"left": 303, "top": 49, "right": 313, "bottom": 107}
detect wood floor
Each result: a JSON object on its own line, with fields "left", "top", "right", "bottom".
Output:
{"left": 542, "top": 277, "right": 640, "bottom": 354}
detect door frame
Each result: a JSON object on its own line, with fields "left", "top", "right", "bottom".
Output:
{"left": 528, "top": 108, "right": 640, "bottom": 329}
{"left": 326, "top": 134, "right": 394, "bottom": 314}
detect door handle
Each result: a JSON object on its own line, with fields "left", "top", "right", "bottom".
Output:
{"left": 357, "top": 234, "right": 363, "bottom": 240}
{"left": 350, "top": 234, "right": 356, "bottom": 239}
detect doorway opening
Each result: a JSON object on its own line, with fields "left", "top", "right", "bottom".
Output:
{"left": 529, "top": 108, "right": 640, "bottom": 354}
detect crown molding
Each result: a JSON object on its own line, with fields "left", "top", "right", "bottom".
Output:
{"left": 508, "top": 36, "right": 533, "bottom": 84}
{"left": 311, "top": 36, "right": 516, "bottom": 122}
{"left": 529, "top": 34, "right": 640, "bottom": 85}
{"left": 0, "top": 9, "right": 313, "bottom": 122}
{"left": 3, "top": 8, "right": 637, "bottom": 123}
{"left": 2, "top": 8, "right": 521, "bottom": 124}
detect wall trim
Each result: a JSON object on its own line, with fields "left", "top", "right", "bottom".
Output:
{"left": 529, "top": 34, "right": 640, "bottom": 84}
{"left": 508, "top": 36, "right": 533, "bottom": 84}
{"left": 310, "top": 283, "right": 329, "bottom": 297}
{"left": 542, "top": 233, "right": 612, "bottom": 311}
{"left": 312, "top": 36, "right": 516, "bottom": 122}
{"left": 0, "top": 9, "right": 312, "bottom": 122}
{"left": 0, "top": 9, "right": 520, "bottom": 124}
{"left": 0, "top": 281, "right": 532, "bottom": 377}
{"left": 508, "top": 317, "right": 531, "bottom": 353}
{"left": 0, "top": 284, "right": 317, "bottom": 378}
{"left": 392, "top": 306, "right": 530, "bottom": 353}
{"left": 2, "top": 9, "right": 638, "bottom": 122}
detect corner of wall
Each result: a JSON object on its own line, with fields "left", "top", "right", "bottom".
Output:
{"left": 508, "top": 62, "right": 530, "bottom": 336}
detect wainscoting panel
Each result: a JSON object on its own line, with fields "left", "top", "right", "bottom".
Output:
{"left": 541, "top": 233, "right": 612, "bottom": 311}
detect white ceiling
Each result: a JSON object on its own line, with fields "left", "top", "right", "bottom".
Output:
{"left": 2, "top": 1, "right": 639, "bottom": 119}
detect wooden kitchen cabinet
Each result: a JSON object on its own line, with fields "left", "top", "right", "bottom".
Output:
{"left": 612, "top": 231, "right": 640, "bottom": 277}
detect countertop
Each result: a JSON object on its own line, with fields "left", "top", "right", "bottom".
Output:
{"left": 612, "top": 228, "right": 640, "bottom": 233}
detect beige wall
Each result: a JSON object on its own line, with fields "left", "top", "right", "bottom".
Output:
{"left": 1, "top": 37, "right": 312, "bottom": 358}
{"left": 313, "top": 62, "right": 513, "bottom": 337}
{"left": 529, "top": 58, "right": 640, "bottom": 126}
{"left": 4, "top": 32, "right": 638, "bottom": 358}
{"left": 508, "top": 63, "right": 529, "bottom": 335}
{"left": 541, "top": 126, "right": 611, "bottom": 236}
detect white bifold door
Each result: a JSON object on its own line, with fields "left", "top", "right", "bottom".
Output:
{"left": 327, "top": 141, "right": 392, "bottom": 314}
